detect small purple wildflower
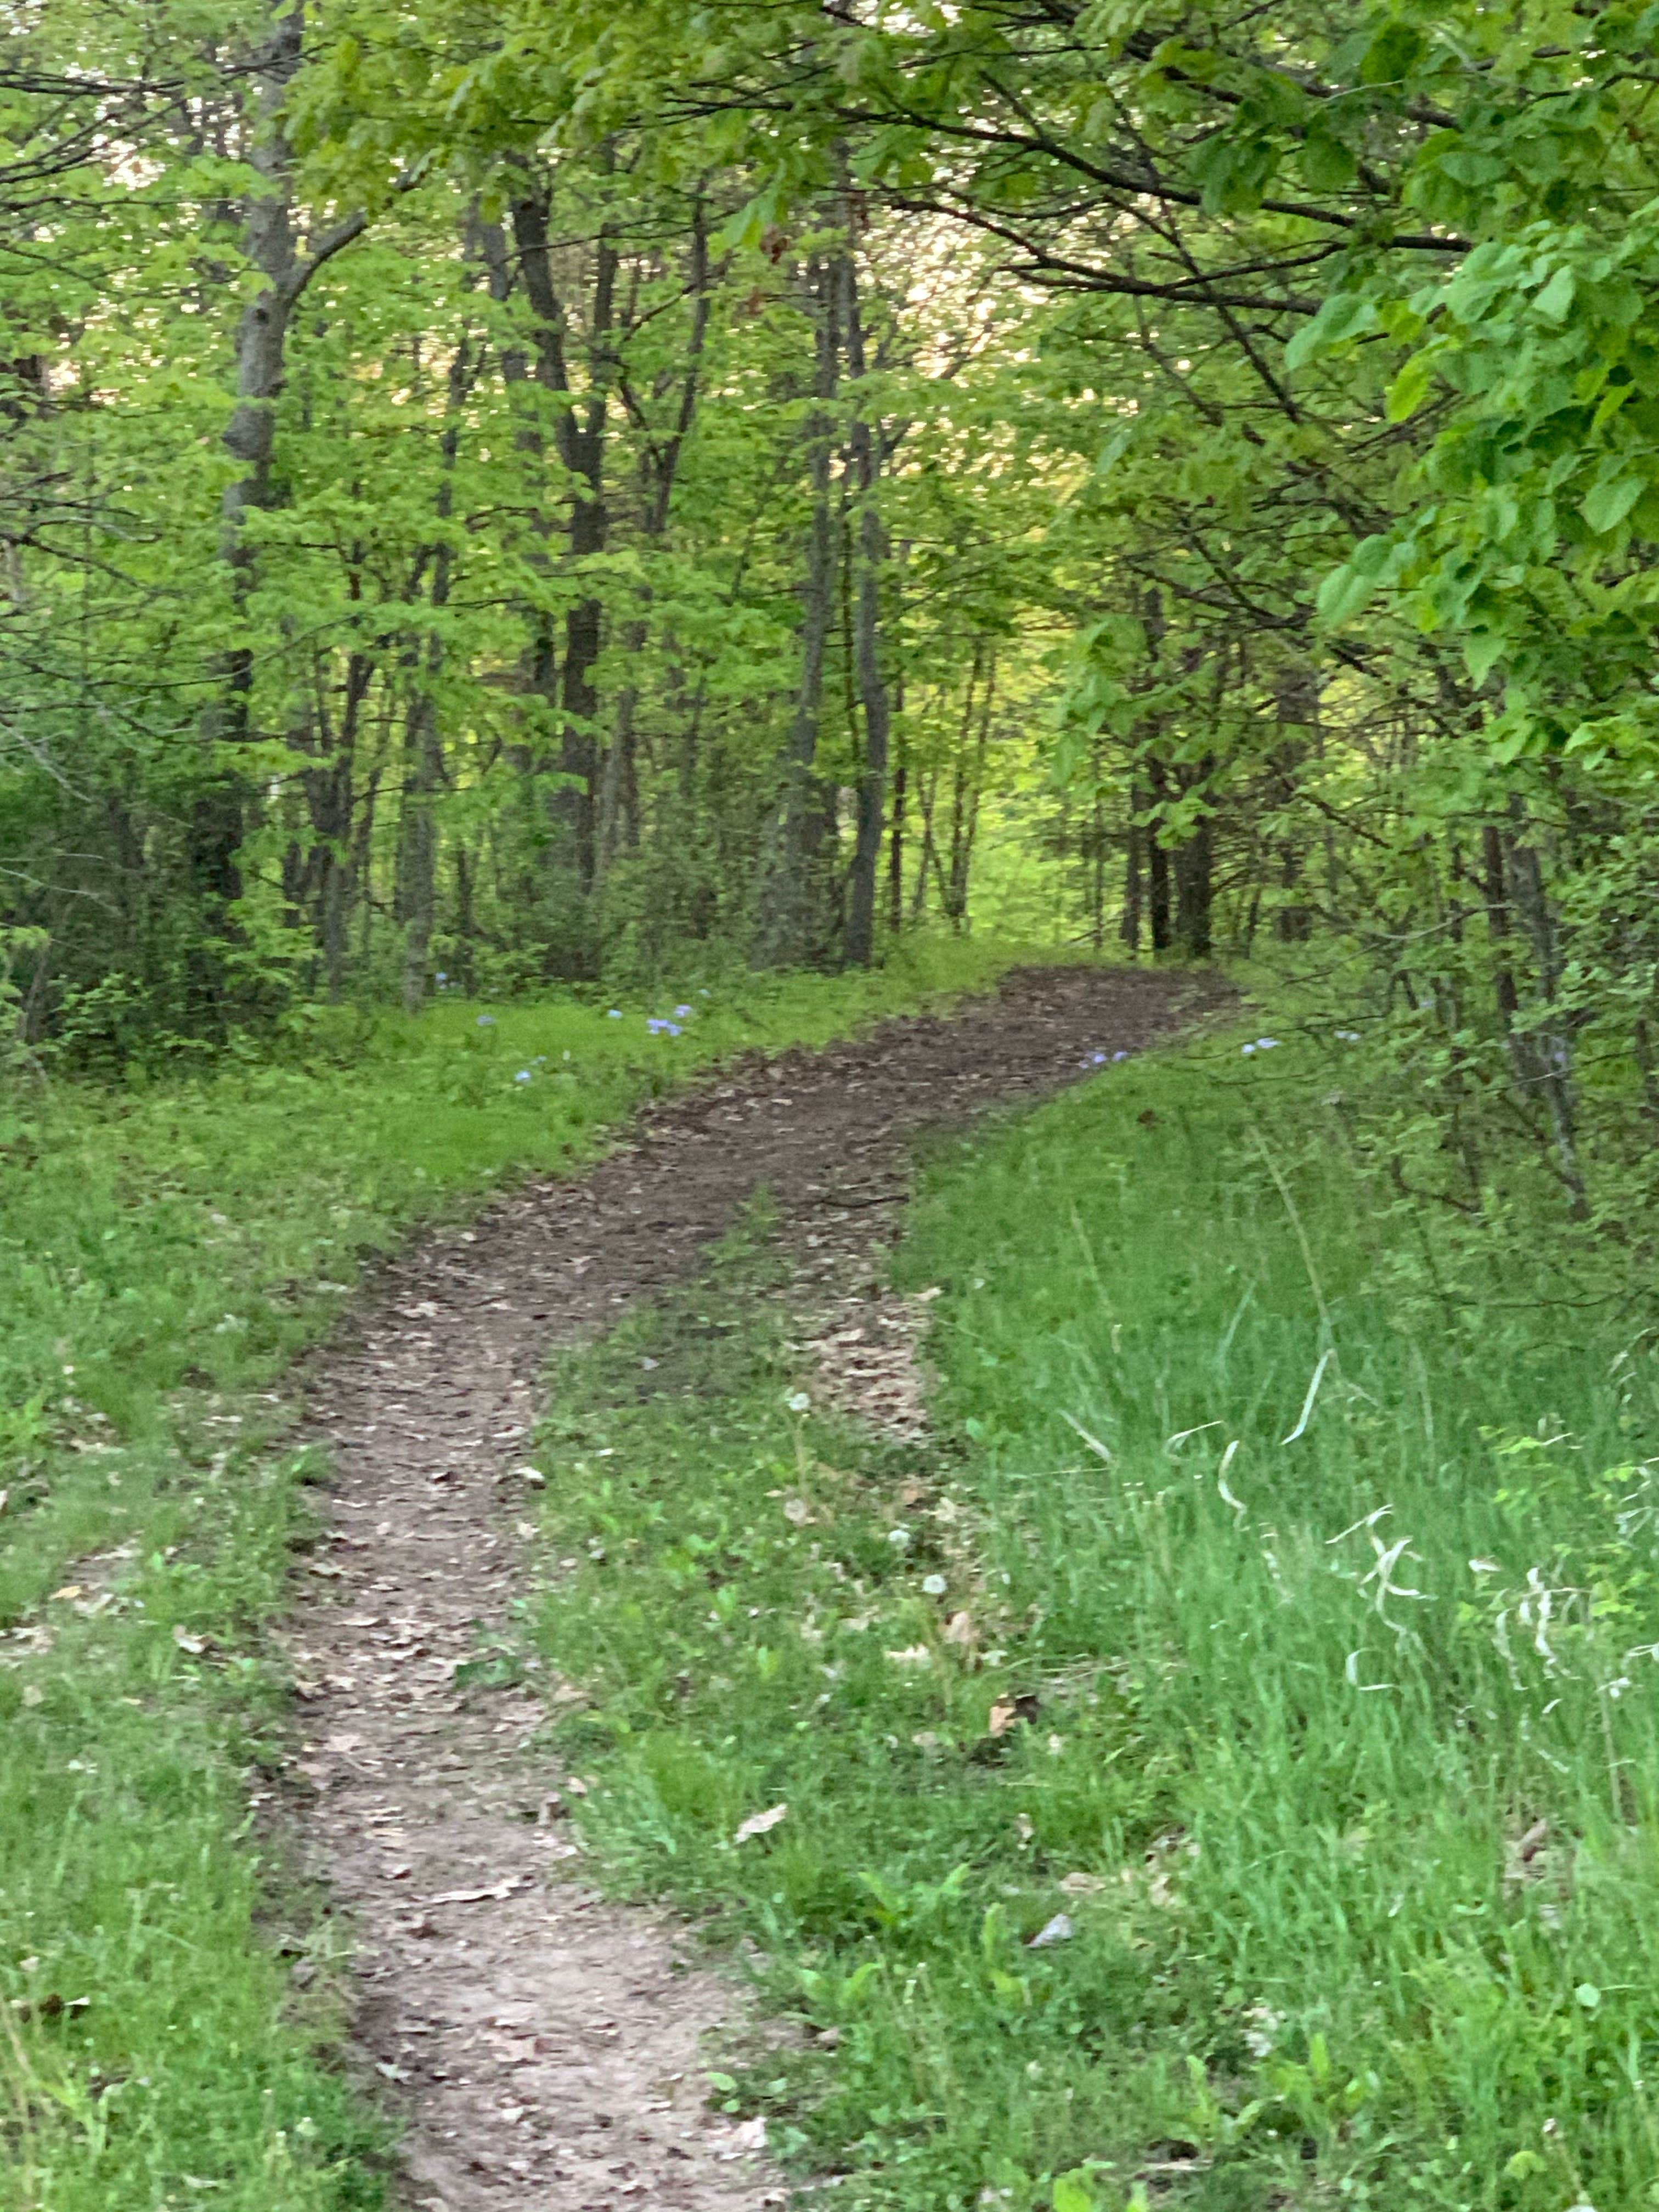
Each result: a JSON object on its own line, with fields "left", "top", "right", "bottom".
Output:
{"left": 1256, "top": 1036, "right": 1280, "bottom": 1050}
{"left": 476, "top": 1015, "right": 495, "bottom": 1028}
{"left": 646, "top": 1017, "right": 684, "bottom": 1037}
{"left": 674, "top": 1004, "right": 692, "bottom": 1019}
{"left": 1113, "top": 1050, "right": 1130, "bottom": 1063}
{"left": 514, "top": 1069, "right": 532, "bottom": 1083}
{"left": 1090, "top": 1051, "right": 1108, "bottom": 1065}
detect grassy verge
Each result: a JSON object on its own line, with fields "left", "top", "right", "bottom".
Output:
{"left": 0, "top": 936, "right": 1034, "bottom": 2211}
{"left": 527, "top": 1020, "right": 1659, "bottom": 2212}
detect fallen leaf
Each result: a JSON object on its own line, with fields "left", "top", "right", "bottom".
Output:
{"left": 421, "top": 1878, "right": 530, "bottom": 1906}
{"left": 1059, "top": 1871, "right": 1108, "bottom": 1897}
{"left": 1028, "top": 1912, "right": 1074, "bottom": 1948}
{"left": 884, "top": 1644, "right": 932, "bottom": 1668}
{"left": 49, "top": 1585, "right": 83, "bottom": 1604}
{"left": 942, "top": 1611, "right": 978, "bottom": 1647}
{"left": 172, "top": 1625, "right": 207, "bottom": 1655}
{"left": 733, "top": 1803, "right": 788, "bottom": 1845}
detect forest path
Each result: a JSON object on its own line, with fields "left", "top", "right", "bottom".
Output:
{"left": 283, "top": 966, "right": 1225, "bottom": 2212}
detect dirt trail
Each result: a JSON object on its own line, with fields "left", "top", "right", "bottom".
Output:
{"left": 284, "top": 967, "right": 1224, "bottom": 2212}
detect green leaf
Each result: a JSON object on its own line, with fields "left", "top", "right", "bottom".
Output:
{"left": 1385, "top": 354, "right": 1433, "bottom": 423}
{"left": 1299, "top": 122, "right": 1357, "bottom": 191}
{"left": 1463, "top": 629, "right": 1508, "bottom": 685}
{"left": 1359, "top": 21, "right": 1427, "bottom": 85}
{"left": 1583, "top": 476, "right": 1644, "bottom": 533}
{"left": 1285, "top": 292, "right": 1378, "bottom": 371}
{"left": 1317, "top": 555, "right": 1387, "bottom": 628}
{"left": 1533, "top": 265, "right": 1576, "bottom": 323}
{"left": 1053, "top": 2176, "right": 1098, "bottom": 2212}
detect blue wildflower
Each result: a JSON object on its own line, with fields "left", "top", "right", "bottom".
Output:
{"left": 476, "top": 1015, "right": 495, "bottom": 1028}
{"left": 1113, "top": 1050, "right": 1130, "bottom": 1063}
{"left": 514, "top": 1070, "right": 531, "bottom": 1083}
{"left": 674, "top": 1004, "right": 692, "bottom": 1018}
{"left": 1090, "top": 1051, "right": 1108, "bottom": 1065}
{"left": 607, "top": 1009, "right": 622, "bottom": 1019}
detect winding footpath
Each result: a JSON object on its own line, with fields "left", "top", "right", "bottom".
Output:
{"left": 281, "top": 967, "right": 1223, "bottom": 2211}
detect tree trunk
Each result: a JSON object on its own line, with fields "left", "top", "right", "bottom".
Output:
{"left": 398, "top": 341, "right": 471, "bottom": 1014}
{"left": 841, "top": 245, "right": 891, "bottom": 969}
{"left": 193, "top": 1, "right": 375, "bottom": 1009}
{"left": 508, "top": 187, "right": 617, "bottom": 914}
{"left": 1504, "top": 799, "right": 1588, "bottom": 1219}
{"left": 1147, "top": 761, "right": 1172, "bottom": 951}
{"left": 599, "top": 207, "right": 710, "bottom": 874}
{"left": 1173, "top": 761, "right": 1214, "bottom": 958}
{"left": 1120, "top": 798, "right": 1144, "bottom": 953}
{"left": 753, "top": 252, "right": 839, "bottom": 969}
{"left": 888, "top": 741, "right": 906, "bottom": 932}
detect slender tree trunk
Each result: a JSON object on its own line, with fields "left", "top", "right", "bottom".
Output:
{"left": 1505, "top": 800, "right": 1588, "bottom": 1219}
{"left": 1120, "top": 801, "right": 1143, "bottom": 953}
{"left": 1147, "top": 761, "right": 1172, "bottom": 951}
{"left": 1173, "top": 759, "right": 1215, "bottom": 958}
{"left": 753, "top": 252, "right": 839, "bottom": 968}
{"left": 841, "top": 245, "right": 890, "bottom": 968}
{"left": 398, "top": 338, "right": 474, "bottom": 1014}
{"left": 888, "top": 741, "right": 906, "bottom": 932}
{"left": 599, "top": 206, "right": 711, "bottom": 874}
{"left": 193, "top": 1, "right": 375, "bottom": 1013}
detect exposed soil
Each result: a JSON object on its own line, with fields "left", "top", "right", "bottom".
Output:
{"left": 283, "top": 965, "right": 1228, "bottom": 2212}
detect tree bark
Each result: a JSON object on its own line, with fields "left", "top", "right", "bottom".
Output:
{"left": 753, "top": 252, "right": 839, "bottom": 969}
{"left": 1147, "top": 761, "right": 1172, "bottom": 951}
{"left": 1504, "top": 800, "right": 1588, "bottom": 1220}
{"left": 840, "top": 244, "right": 891, "bottom": 969}
{"left": 508, "top": 187, "right": 617, "bottom": 911}
{"left": 1120, "top": 798, "right": 1144, "bottom": 952}
{"left": 599, "top": 205, "right": 711, "bottom": 873}
{"left": 398, "top": 337, "right": 473, "bottom": 1013}
{"left": 193, "top": 0, "right": 376, "bottom": 987}
{"left": 1173, "top": 760, "right": 1215, "bottom": 958}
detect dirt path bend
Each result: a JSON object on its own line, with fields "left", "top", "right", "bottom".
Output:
{"left": 284, "top": 966, "right": 1225, "bottom": 2212}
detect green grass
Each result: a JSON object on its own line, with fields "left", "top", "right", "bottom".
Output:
{"left": 525, "top": 1022, "right": 1659, "bottom": 2212}
{"left": 0, "top": 935, "right": 1035, "bottom": 2211}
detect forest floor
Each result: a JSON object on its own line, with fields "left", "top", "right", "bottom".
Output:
{"left": 281, "top": 966, "right": 1223, "bottom": 2212}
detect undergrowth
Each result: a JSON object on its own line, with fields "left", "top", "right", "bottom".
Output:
{"left": 528, "top": 1024, "right": 1659, "bottom": 2212}
{"left": 0, "top": 935, "right": 1029, "bottom": 2210}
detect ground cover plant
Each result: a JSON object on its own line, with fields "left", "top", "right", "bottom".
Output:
{"left": 0, "top": 937, "right": 1022, "bottom": 2211}
{"left": 527, "top": 1016, "right": 1659, "bottom": 2212}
